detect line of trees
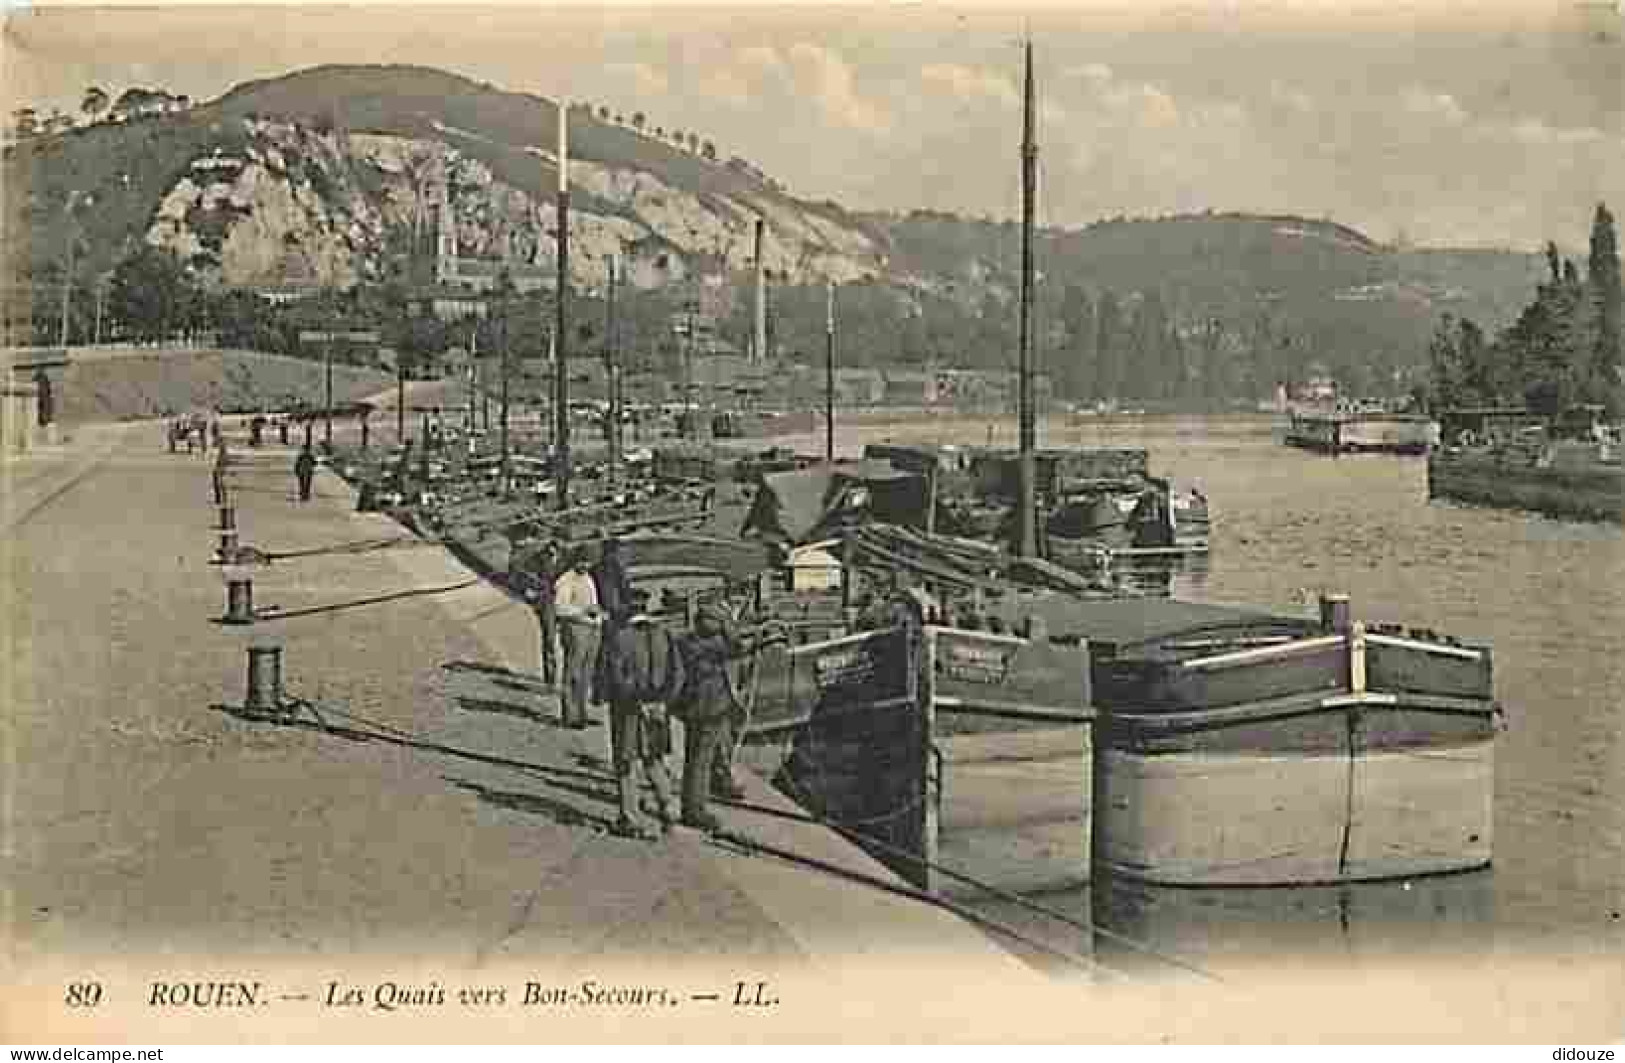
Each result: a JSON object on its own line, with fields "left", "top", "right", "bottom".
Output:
{"left": 1429, "top": 203, "right": 1621, "bottom": 417}
{"left": 9, "top": 85, "right": 192, "bottom": 140}
{"left": 577, "top": 101, "right": 719, "bottom": 162}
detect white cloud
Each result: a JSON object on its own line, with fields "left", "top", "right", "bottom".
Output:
{"left": 737, "top": 45, "right": 787, "bottom": 80}
{"left": 787, "top": 42, "right": 890, "bottom": 135}
{"left": 1269, "top": 80, "right": 1315, "bottom": 115}
{"left": 1501, "top": 117, "right": 1606, "bottom": 147}
{"left": 606, "top": 61, "right": 669, "bottom": 99}
{"left": 1065, "top": 62, "right": 1115, "bottom": 89}
{"left": 920, "top": 63, "right": 1020, "bottom": 109}
{"left": 698, "top": 67, "right": 752, "bottom": 108}
{"left": 1400, "top": 88, "right": 1467, "bottom": 126}
{"left": 1112, "top": 83, "right": 1181, "bottom": 129}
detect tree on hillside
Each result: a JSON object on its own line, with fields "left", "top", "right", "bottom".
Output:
{"left": 108, "top": 246, "right": 197, "bottom": 343}
{"left": 81, "top": 86, "right": 109, "bottom": 123}
{"left": 1094, "top": 290, "right": 1124, "bottom": 401}
{"left": 632, "top": 112, "right": 646, "bottom": 132}
{"left": 701, "top": 140, "right": 717, "bottom": 161}
{"left": 1055, "top": 283, "right": 1096, "bottom": 399}
{"left": 110, "top": 88, "right": 152, "bottom": 120}
{"left": 211, "top": 289, "right": 288, "bottom": 353}
{"left": 1589, "top": 202, "right": 1621, "bottom": 412}
{"left": 1429, "top": 314, "right": 1495, "bottom": 410}
{"left": 11, "top": 107, "right": 37, "bottom": 138}
{"left": 598, "top": 105, "right": 610, "bottom": 120}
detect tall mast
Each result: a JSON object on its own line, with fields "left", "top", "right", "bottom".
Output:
{"left": 1015, "top": 36, "right": 1040, "bottom": 559}
{"left": 753, "top": 217, "right": 768, "bottom": 366}
{"left": 606, "top": 252, "right": 621, "bottom": 487}
{"left": 825, "top": 280, "right": 836, "bottom": 464}
{"left": 553, "top": 99, "right": 571, "bottom": 512}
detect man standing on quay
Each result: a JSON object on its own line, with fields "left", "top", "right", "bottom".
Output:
{"left": 674, "top": 604, "right": 757, "bottom": 831}
{"left": 293, "top": 444, "right": 317, "bottom": 503}
{"left": 553, "top": 547, "right": 603, "bottom": 729}
{"left": 511, "top": 535, "right": 560, "bottom": 690}
{"left": 602, "top": 588, "right": 683, "bottom": 839}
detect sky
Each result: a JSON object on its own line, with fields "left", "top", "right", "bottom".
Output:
{"left": 4, "top": 1, "right": 1623, "bottom": 250}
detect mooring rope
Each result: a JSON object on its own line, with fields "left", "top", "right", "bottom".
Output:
{"left": 707, "top": 824, "right": 1116, "bottom": 981}
{"left": 755, "top": 656, "right": 1223, "bottom": 983}
{"left": 261, "top": 535, "right": 436, "bottom": 561}
{"left": 255, "top": 680, "right": 1216, "bottom": 984}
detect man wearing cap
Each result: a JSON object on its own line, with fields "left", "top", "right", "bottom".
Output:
{"left": 512, "top": 535, "right": 561, "bottom": 690}
{"left": 673, "top": 603, "right": 752, "bottom": 832}
{"left": 553, "top": 547, "right": 604, "bottom": 728}
{"left": 293, "top": 444, "right": 317, "bottom": 503}
{"left": 602, "top": 588, "right": 683, "bottom": 839}
{"left": 590, "top": 537, "right": 635, "bottom": 703}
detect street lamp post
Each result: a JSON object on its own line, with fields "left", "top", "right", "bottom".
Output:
{"left": 679, "top": 301, "right": 696, "bottom": 441}
{"left": 500, "top": 293, "right": 512, "bottom": 497}
{"left": 323, "top": 293, "right": 334, "bottom": 451}
{"left": 466, "top": 324, "right": 478, "bottom": 432}
{"left": 93, "top": 275, "right": 108, "bottom": 345}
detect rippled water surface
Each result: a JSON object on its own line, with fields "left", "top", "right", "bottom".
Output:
{"left": 815, "top": 413, "right": 1624, "bottom": 966}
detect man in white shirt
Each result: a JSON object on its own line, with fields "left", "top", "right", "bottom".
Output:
{"left": 553, "top": 547, "right": 603, "bottom": 728}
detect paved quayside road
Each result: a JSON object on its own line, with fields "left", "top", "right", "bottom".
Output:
{"left": 0, "top": 424, "right": 1056, "bottom": 1016}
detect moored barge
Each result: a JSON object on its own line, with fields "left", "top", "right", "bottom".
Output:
{"left": 981, "top": 593, "right": 1498, "bottom": 887}
{"left": 1285, "top": 405, "right": 1439, "bottom": 455}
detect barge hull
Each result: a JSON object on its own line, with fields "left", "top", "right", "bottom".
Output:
{"left": 1096, "top": 722, "right": 1494, "bottom": 887}
{"left": 1428, "top": 451, "right": 1625, "bottom": 523}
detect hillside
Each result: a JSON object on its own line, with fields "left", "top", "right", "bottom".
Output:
{"left": 3, "top": 62, "right": 1550, "bottom": 402}
{"left": 3, "top": 64, "right": 887, "bottom": 296}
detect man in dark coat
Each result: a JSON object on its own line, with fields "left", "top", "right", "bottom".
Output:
{"left": 602, "top": 588, "right": 683, "bottom": 839}
{"left": 293, "top": 445, "right": 317, "bottom": 503}
{"left": 673, "top": 604, "right": 753, "bottom": 831}
{"left": 212, "top": 444, "right": 229, "bottom": 505}
{"left": 590, "top": 538, "right": 635, "bottom": 701}
{"left": 511, "top": 536, "right": 560, "bottom": 689}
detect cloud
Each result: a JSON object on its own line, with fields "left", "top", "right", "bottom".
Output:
{"left": 1400, "top": 87, "right": 1468, "bottom": 125}
{"left": 1065, "top": 62, "right": 1115, "bottom": 89}
{"left": 698, "top": 67, "right": 753, "bottom": 107}
{"left": 606, "top": 61, "right": 668, "bottom": 98}
{"left": 1500, "top": 117, "right": 1606, "bottom": 146}
{"left": 920, "top": 63, "right": 1020, "bottom": 108}
{"left": 786, "top": 42, "right": 890, "bottom": 135}
{"left": 737, "top": 45, "right": 787, "bottom": 80}
{"left": 1109, "top": 83, "right": 1181, "bottom": 129}
{"left": 1269, "top": 80, "right": 1316, "bottom": 115}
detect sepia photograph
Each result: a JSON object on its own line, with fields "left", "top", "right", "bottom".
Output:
{"left": 1, "top": 0, "right": 1621, "bottom": 1044}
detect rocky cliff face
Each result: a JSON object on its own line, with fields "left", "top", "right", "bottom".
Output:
{"left": 145, "top": 117, "right": 886, "bottom": 294}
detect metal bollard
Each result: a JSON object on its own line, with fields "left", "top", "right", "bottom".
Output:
{"left": 224, "top": 576, "right": 254, "bottom": 625}
{"left": 1319, "top": 592, "right": 1352, "bottom": 634}
{"left": 244, "top": 643, "right": 284, "bottom": 716}
{"left": 217, "top": 505, "right": 236, "bottom": 531}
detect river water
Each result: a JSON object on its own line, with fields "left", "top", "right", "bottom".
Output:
{"left": 797, "top": 412, "right": 1624, "bottom": 974}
